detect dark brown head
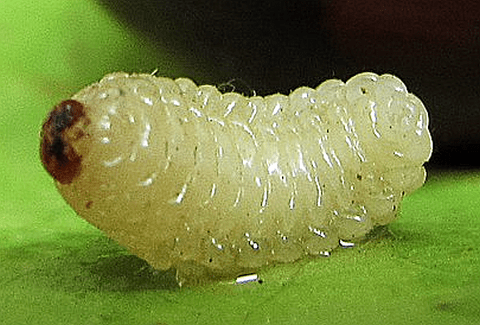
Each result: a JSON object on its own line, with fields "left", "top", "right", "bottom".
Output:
{"left": 40, "top": 100, "right": 90, "bottom": 184}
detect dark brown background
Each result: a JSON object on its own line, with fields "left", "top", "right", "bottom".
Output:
{"left": 98, "top": 0, "right": 480, "bottom": 168}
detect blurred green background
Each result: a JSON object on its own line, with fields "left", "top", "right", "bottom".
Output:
{"left": 1, "top": 0, "right": 479, "bottom": 324}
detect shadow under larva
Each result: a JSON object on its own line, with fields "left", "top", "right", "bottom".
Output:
{"left": 40, "top": 72, "right": 432, "bottom": 286}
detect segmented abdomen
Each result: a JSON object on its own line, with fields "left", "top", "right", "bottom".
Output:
{"left": 41, "top": 72, "right": 432, "bottom": 285}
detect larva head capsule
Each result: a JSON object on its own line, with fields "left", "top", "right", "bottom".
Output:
{"left": 40, "top": 100, "right": 91, "bottom": 184}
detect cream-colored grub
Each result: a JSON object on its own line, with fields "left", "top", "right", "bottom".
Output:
{"left": 41, "top": 72, "right": 432, "bottom": 286}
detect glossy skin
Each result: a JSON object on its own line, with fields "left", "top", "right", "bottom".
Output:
{"left": 40, "top": 72, "right": 432, "bottom": 286}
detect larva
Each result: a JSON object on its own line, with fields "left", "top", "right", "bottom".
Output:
{"left": 40, "top": 72, "right": 432, "bottom": 286}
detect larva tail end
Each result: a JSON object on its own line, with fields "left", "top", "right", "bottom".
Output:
{"left": 40, "top": 100, "right": 89, "bottom": 185}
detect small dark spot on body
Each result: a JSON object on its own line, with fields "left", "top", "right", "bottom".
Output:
{"left": 86, "top": 201, "right": 93, "bottom": 209}
{"left": 53, "top": 103, "right": 75, "bottom": 132}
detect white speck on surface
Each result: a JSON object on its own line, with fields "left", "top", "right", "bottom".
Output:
{"left": 235, "top": 274, "right": 259, "bottom": 284}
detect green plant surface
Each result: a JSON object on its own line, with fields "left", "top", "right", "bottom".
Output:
{"left": 1, "top": 1, "right": 479, "bottom": 324}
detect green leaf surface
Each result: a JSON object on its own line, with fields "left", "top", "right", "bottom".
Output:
{"left": 1, "top": 1, "right": 479, "bottom": 324}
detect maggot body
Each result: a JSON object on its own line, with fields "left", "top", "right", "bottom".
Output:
{"left": 40, "top": 72, "right": 432, "bottom": 286}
